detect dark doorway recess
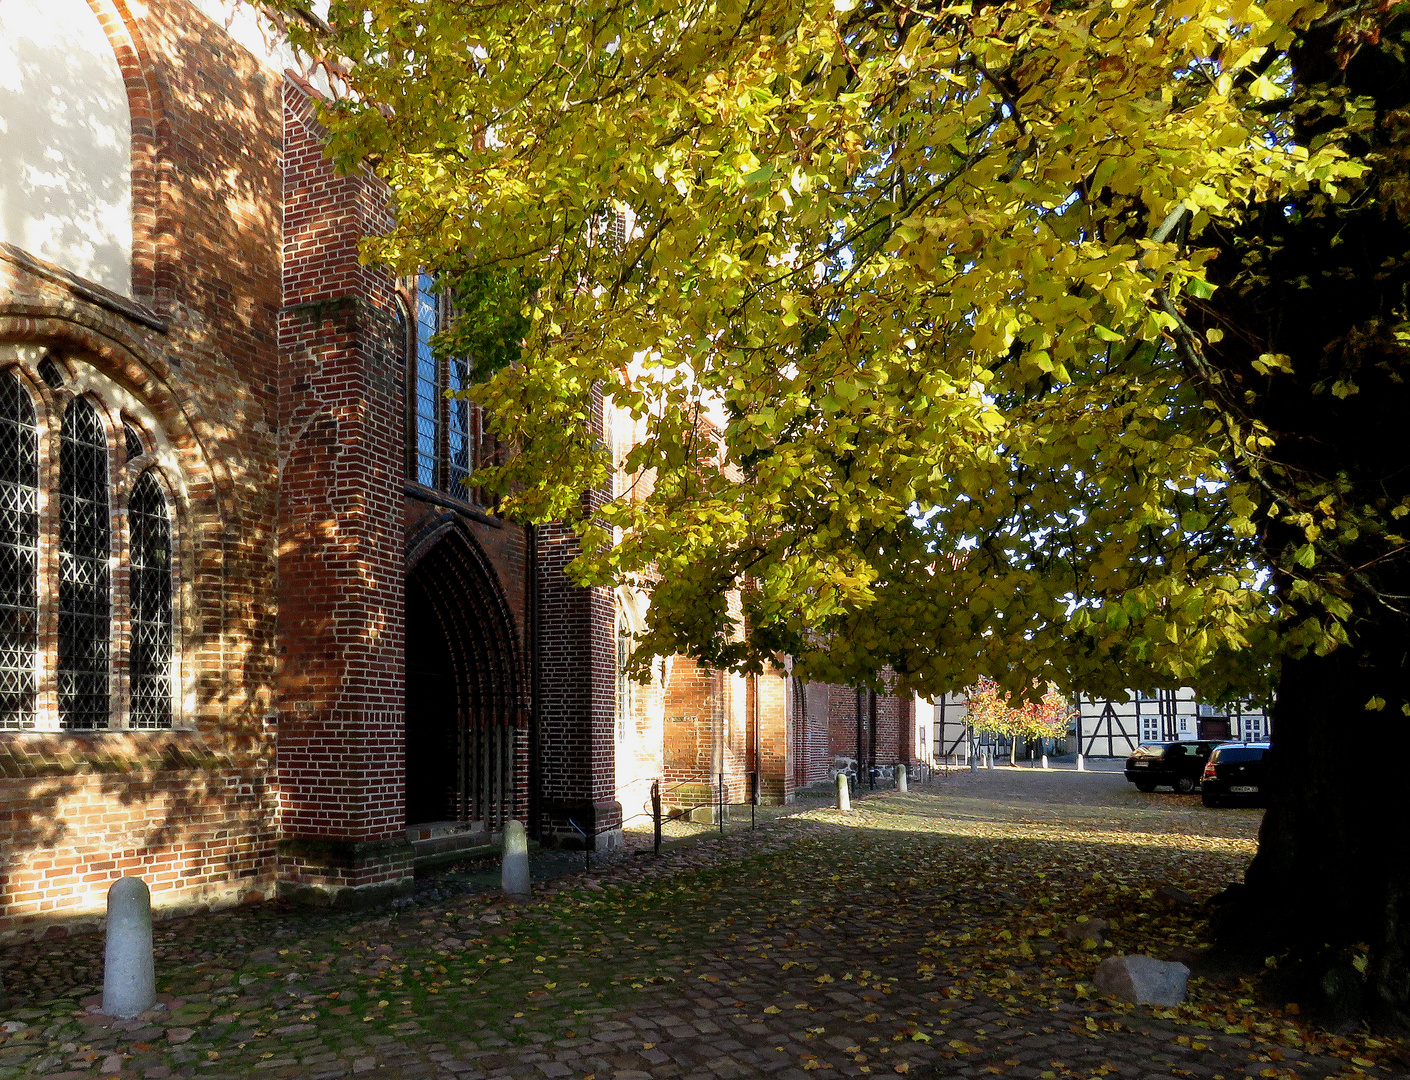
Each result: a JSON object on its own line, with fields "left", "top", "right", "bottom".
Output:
{"left": 403, "top": 526, "right": 523, "bottom": 830}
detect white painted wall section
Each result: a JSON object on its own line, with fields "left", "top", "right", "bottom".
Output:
{"left": 0, "top": 0, "right": 133, "bottom": 295}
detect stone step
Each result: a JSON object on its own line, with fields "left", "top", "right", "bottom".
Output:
{"left": 406, "top": 820, "right": 483, "bottom": 843}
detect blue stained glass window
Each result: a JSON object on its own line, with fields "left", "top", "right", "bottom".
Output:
{"left": 446, "top": 354, "right": 471, "bottom": 495}
{"left": 415, "top": 274, "right": 440, "bottom": 488}
{"left": 410, "top": 273, "right": 477, "bottom": 499}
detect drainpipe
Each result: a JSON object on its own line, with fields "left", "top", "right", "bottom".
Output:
{"left": 854, "top": 689, "right": 864, "bottom": 791}
{"left": 527, "top": 522, "right": 541, "bottom": 839}
{"left": 868, "top": 690, "right": 878, "bottom": 790}
{"left": 752, "top": 673, "right": 761, "bottom": 804}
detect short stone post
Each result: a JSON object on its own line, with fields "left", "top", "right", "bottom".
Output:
{"left": 896, "top": 763, "right": 908, "bottom": 793}
{"left": 501, "top": 819, "right": 531, "bottom": 898}
{"left": 835, "top": 772, "right": 851, "bottom": 811}
{"left": 985, "top": 752, "right": 995, "bottom": 770}
{"left": 1041, "top": 754, "right": 1049, "bottom": 770}
{"left": 1076, "top": 754, "right": 1086, "bottom": 772}
{"left": 102, "top": 877, "right": 155, "bottom": 1019}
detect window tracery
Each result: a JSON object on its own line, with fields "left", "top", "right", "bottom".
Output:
{"left": 58, "top": 395, "right": 111, "bottom": 730}
{"left": 0, "top": 372, "right": 39, "bottom": 730}
{"left": 128, "top": 470, "right": 172, "bottom": 730}
{"left": 407, "top": 274, "right": 477, "bottom": 501}
{"left": 0, "top": 356, "right": 177, "bottom": 731}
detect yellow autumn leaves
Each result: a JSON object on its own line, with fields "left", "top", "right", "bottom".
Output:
{"left": 287, "top": 0, "right": 1361, "bottom": 699}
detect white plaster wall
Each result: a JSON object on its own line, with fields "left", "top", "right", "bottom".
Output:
{"left": 0, "top": 0, "right": 132, "bottom": 295}
{"left": 187, "top": 0, "right": 336, "bottom": 95}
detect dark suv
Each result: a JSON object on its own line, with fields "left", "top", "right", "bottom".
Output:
{"left": 1200, "top": 743, "right": 1271, "bottom": 806}
{"left": 1124, "top": 741, "right": 1223, "bottom": 793}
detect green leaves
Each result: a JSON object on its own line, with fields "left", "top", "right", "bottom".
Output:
{"left": 279, "top": 0, "right": 1370, "bottom": 701}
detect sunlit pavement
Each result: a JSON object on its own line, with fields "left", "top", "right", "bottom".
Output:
{"left": 2, "top": 770, "right": 1404, "bottom": 1080}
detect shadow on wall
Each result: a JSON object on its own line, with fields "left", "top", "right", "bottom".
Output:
{"left": 0, "top": 732, "right": 278, "bottom": 946}
{"left": 0, "top": 0, "right": 133, "bottom": 296}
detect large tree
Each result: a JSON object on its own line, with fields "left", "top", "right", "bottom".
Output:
{"left": 280, "top": 0, "right": 1410, "bottom": 1027}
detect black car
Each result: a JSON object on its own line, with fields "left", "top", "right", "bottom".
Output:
{"left": 1124, "top": 740, "right": 1223, "bottom": 793}
{"left": 1201, "top": 743, "right": 1271, "bottom": 806}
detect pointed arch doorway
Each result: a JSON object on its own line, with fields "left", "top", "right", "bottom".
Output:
{"left": 404, "top": 524, "right": 523, "bottom": 833}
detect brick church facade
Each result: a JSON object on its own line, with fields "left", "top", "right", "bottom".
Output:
{"left": 0, "top": 0, "right": 912, "bottom": 939}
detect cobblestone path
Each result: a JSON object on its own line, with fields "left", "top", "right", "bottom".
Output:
{"left": 3, "top": 768, "right": 1407, "bottom": 1080}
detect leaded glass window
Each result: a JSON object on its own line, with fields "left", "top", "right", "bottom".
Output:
{"left": 123, "top": 420, "right": 144, "bottom": 462}
{"left": 414, "top": 273, "right": 439, "bottom": 488}
{"left": 446, "top": 353, "right": 471, "bottom": 494}
{"left": 128, "top": 470, "right": 172, "bottom": 729}
{"left": 409, "top": 274, "right": 477, "bottom": 499}
{"left": 37, "top": 357, "right": 65, "bottom": 390}
{"left": 59, "top": 396, "right": 110, "bottom": 730}
{"left": 0, "top": 372, "right": 39, "bottom": 730}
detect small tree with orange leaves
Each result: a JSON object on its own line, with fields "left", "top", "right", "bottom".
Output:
{"left": 965, "top": 678, "right": 1071, "bottom": 765}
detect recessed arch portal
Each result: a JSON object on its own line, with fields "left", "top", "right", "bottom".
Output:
{"left": 404, "top": 520, "right": 524, "bottom": 831}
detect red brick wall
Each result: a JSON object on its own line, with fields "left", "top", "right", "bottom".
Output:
{"left": 815, "top": 680, "right": 912, "bottom": 781}
{"left": 275, "top": 81, "right": 410, "bottom": 890}
{"left": 535, "top": 519, "right": 619, "bottom": 843}
{"left": 756, "top": 667, "right": 790, "bottom": 803}
{"left": 794, "top": 681, "right": 834, "bottom": 787}
{"left": 0, "top": 0, "right": 287, "bottom": 933}
{"left": 0, "top": 737, "right": 275, "bottom": 938}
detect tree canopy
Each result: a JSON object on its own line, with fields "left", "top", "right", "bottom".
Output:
{"left": 286, "top": 0, "right": 1383, "bottom": 708}
{"left": 283, "top": 0, "right": 1410, "bottom": 1025}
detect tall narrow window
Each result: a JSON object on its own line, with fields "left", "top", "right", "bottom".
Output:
{"left": 0, "top": 372, "right": 39, "bottom": 730}
{"left": 123, "top": 420, "right": 144, "bottom": 462}
{"left": 409, "top": 275, "right": 479, "bottom": 500}
{"left": 59, "top": 396, "right": 110, "bottom": 729}
{"left": 615, "top": 616, "right": 633, "bottom": 743}
{"left": 446, "top": 352, "right": 471, "bottom": 495}
{"left": 414, "top": 273, "right": 439, "bottom": 488}
{"left": 128, "top": 470, "right": 171, "bottom": 729}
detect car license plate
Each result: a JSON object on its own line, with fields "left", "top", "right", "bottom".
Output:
{"left": 1133, "top": 761, "right": 1149, "bottom": 767}
{"left": 1231, "top": 785, "right": 1258, "bottom": 793}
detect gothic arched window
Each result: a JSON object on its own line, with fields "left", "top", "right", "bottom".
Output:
{"left": 0, "top": 358, "right": 177, "bottom": 731}
{"left": 0, "top": 372, "right": 39, "bottom": 730}
{"left": 58, "top": 395, "right": 111, "bottom": 729}
{"left": 128, "top": 470, "right": 172, "bottom": 729}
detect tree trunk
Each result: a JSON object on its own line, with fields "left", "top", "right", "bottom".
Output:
{"left": 1192, "top": 14, "right": 1410, "bottom": 1032}
{"left": 1210, "top": 641, "right": 1410, "bottom": 1031}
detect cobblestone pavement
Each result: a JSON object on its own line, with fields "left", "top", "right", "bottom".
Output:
{"left": 3, "top": 767, "right": 1408, "bottom": 1080}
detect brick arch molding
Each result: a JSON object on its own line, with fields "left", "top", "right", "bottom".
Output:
{"left": 0, "top": 311, "right": 230, "bottom": 518}
{"left": 405, "top": 516, "right": 527, "bottom": 826}
{"left": 81, "top": 0, "right": 164, "bottom": 301}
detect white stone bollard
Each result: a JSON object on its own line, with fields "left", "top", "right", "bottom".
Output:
{"left": 501, "top": 819, "right": 532, "bottom": 898}
{"left": 835, "top": 772, "right": 851, "bottom": 811}
{"left": 985, "top": 752, "right": 995, "bottom": 771}
{"left": 1041, "top": 754, "right": 1049, "bottom": 770}
{"left": 896, "top": 763, "right": 908, "bottom": 793}
{"left": 102, "top": 877, "right": 155, "bottom": 1019}
{"left": 1076, "top": 754, "right": 1086, "bottom": 772}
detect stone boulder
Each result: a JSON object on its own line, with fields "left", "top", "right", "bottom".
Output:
{"left": 1094, "top": 954, "right": 1190, "bottom": 1006}
{"left": 1154, "top": 885, "right": 1197, "bottom": 908}
{"left": 1061, "top": 916, "right": 1109, "bottom": 943}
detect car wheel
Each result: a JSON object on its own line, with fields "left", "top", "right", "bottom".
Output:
{"left": 1202, "top": 791, "right": 1221, "bottom": 808}
{"left": 1135, "top": 781, "right": 1156, "bottom": 793}
{"left": 1174, "top": 776, "right": 1195, "bottom": 794}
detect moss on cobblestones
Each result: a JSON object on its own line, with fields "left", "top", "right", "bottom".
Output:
{"left": 2, "top": 768, "right": 1406, "bottom": 1079}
